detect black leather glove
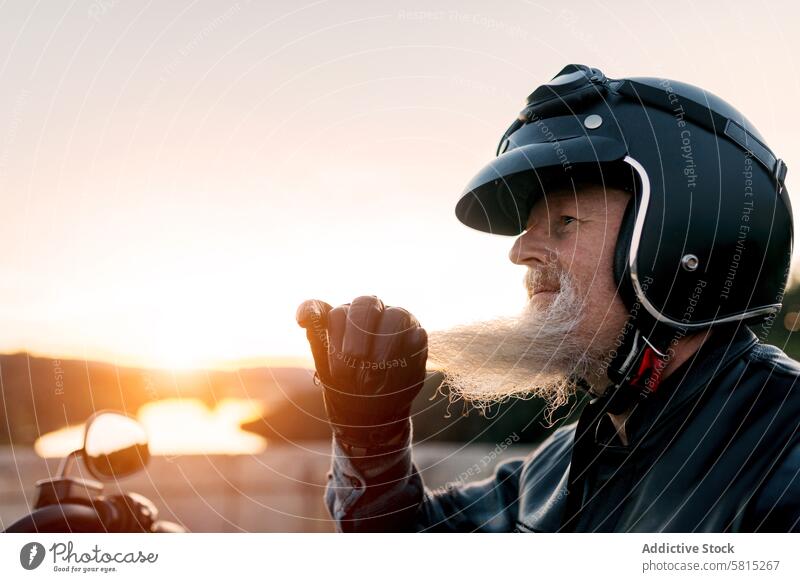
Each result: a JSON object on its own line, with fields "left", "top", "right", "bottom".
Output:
{"left": 296, "top": 295, "right": 428, "bottom": 451}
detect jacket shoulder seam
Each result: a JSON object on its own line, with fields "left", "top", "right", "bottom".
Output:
{"left": 744, "top": 343, "right": 800, "bottom": 379}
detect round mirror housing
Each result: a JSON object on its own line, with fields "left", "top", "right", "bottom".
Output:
{"left": 83, "top": 411, "right": 150, "bottom": 480}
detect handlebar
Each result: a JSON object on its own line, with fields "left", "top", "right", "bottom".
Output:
{"left": 4, "top": 495, "right": 186, "bottom": 533}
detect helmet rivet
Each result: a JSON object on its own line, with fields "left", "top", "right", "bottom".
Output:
{"left": 681, "top": 254, "right": 699, "bottom": 271}
{"left": 584, "top": 114, "right": 603, "bottom": 129}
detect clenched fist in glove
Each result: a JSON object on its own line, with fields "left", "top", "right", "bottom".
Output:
{"left": 296, "top": 295, "right": 429, "bottom": 452}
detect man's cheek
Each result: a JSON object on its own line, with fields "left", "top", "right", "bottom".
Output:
{"left": 564, "top": 266, "right": 588, "bottom": 295}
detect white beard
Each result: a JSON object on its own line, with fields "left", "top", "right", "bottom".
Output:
{"left": 427, "top": 264, "right": 610, "bottom": 417}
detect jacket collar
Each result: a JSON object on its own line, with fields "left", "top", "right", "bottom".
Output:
{"left": 587, "top": 323, "right": 759, "bottom": 448}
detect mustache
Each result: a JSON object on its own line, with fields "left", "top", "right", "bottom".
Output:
{"left": 524, "top": 261, "right": 563, "bottom": 297}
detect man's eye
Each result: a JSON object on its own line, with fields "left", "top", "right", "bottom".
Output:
{"left": 559, "top": 215, "right": 577, "bottom": 226}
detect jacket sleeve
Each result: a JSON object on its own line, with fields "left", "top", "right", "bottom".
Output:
{"left": 325, "top": 422, "right": 526, "bottom": 532}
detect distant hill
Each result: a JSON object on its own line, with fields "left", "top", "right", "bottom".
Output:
{"left": 0, "top": 352, "right": 312, "bottom": 445}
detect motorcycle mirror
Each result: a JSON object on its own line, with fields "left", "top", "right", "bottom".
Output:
{"left": 82, "top": 411, "right": 150, "bottom": 480}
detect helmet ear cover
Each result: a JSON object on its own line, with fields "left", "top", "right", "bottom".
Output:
{"left": 613, "top": 193, "right": 638, "bottom": 311}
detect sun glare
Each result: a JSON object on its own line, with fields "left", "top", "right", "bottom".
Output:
{"left": 33, "top": 398, "right": 267, "bottom": 458}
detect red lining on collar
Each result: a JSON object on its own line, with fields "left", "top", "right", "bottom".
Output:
{"left": 629, "top": 346, "right": 667, "bottom": 395}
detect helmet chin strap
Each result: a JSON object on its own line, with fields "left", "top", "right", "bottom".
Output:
{"left": 594, "top": 314, "right": 673, "bottom": 415}
{"left": 602, "top": 190, "right": 684, "bottom": 414}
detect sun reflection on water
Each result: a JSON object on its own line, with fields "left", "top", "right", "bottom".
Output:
{"left": 34, "top": 398, "right": 266, "bottom": 458}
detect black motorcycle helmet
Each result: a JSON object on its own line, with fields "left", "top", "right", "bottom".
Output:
{"left": 455, "top": 64, "right": 792, "bottom": 405}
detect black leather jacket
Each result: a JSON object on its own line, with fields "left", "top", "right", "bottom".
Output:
{"left": 325, "top": 325, "right": 800, "bottom": 532}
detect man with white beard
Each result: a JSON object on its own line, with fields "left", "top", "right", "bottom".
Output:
{"left": 296, "top": 65, "right": 800, "bottom": 532}
{"left": 425, "top": 183, "right": 636, "bottom": 419}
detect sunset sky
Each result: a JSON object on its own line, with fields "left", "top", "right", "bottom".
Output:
{"left": 1, "top": 0, "right": 799, "bottom": 370}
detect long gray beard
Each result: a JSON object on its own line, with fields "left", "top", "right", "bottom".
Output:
{"left": 427, "top": 268, "right": 608, "bottom": 418}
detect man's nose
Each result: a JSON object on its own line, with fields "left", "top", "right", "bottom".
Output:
{"left": 508, "top": 227, "right": 551, "bottom": 266}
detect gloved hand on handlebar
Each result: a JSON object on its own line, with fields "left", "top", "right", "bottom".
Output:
{"left": 296, "top": 295, "right": 428, "bottom": 452}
